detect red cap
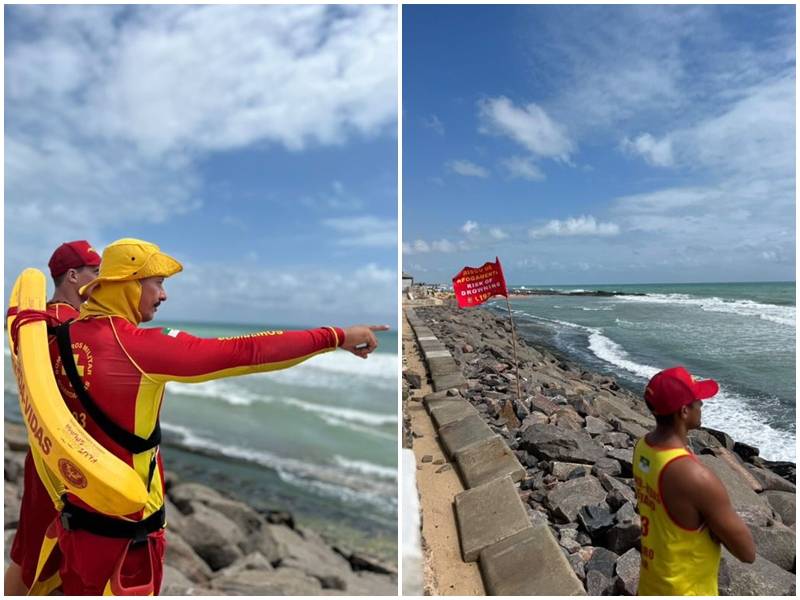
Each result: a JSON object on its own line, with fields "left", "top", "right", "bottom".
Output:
{"left": 644, "top": 366, "right": 719, "bottom": 416}
{"left": 48, "top": 241, "right": 102, "bottom": 278}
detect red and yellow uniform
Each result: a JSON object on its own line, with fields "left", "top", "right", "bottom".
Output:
{"left": 9, "top": 302, "right": 80, "bottom": 593}
{"left": 633, "top": 438, "right": 721, "bottom": 595}
{"left": 48, "top": 316, "right": 344, "bottom": 594}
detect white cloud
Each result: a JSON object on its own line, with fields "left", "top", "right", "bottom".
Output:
{"left": 6, "top": 5, "right": 397, "bottom": 157}
{"left": 621, "top": 133, "right": 674, "bottom": 166}
{"left": 461, "top": 220, "right": 479, "bottom": 234}
{"left": 163, "top": 260, "right": 396, "bottom": 325}
{"left": 447, "top": 159, "right": 489, "bottom": 178}
{"left": 432, "top": 239, "right": 457, "bottom": 253}
{"left": 5, "top": 5, "right": 397, "bottom": 285}
{"left": 322, "top": 216, "right": 397, "bottom": 248}
{"left": 423, "top": 114, "right": 445, "bottom": 135}
{"left": 403, "top": 238, "right": 460, "bottom": 254}
{"left": 502, "top": 156, "right": 545, "bottom": 180}
{"left": 612, "top": 187, "right": 722, "bottom": 214}
{"left": 529, "top": 215, "right": 620, "bottom": 238}
{"left": 489, "top": 227, "right": 508, "bottom": 240}
{"left": 479, "top": 96, "right": 574, "bottom": 162}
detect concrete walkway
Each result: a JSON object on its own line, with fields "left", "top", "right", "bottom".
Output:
{"left": 405, "top": 307, "right": 586, "bottom": 596}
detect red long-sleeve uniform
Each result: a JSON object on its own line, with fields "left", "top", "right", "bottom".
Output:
{"left": 50, "top": 316, "right": 344, "bottom": 518}
{"left": 45, "top": 315, "right": 344, "bottom": 594}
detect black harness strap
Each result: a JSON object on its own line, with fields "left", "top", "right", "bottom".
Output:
{"left": 53, "top": 322, "right": 161, "bottom": 454}
{"left": 60, "top": 497, "right": 165, "bottom": 543}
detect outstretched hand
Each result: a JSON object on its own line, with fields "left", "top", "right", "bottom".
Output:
{"left": 340, "top": 325, "right": 390, "bottom": 358}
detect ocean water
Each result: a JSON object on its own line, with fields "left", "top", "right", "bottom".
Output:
{"left": 4, "top": 321, "right": 398, "bottom": 560}
{"left": 488, "top": 282, "right": 795, "bottom": 462}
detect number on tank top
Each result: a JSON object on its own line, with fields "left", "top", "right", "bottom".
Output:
{"left": 641, "top": 515, "right": 649, "bottom": 537}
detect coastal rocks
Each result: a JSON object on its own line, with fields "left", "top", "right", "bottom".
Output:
{"left": 269, "top": 525, "right": 353, "bottom": 589}
{"left": 615, "top": 548, "right": 640, "bottom": 595}
{"left": 519, "top": 424, "right": 606, "bottom": 465}
{"left": 762, "top": 491, "right": 795, "bottom": 527}
{"left": 698, "top": 455, "right": 773, "bottom": 525}
{"left": 165, "top": 532, "right": 214, "bottom": 583}
{"left": 3, "top": 418, "right": 397, "bottom": 596}
{"left": 718, "top": 548, "right": 796, "bottom": 596}
{"left": 748, "top": 522, "right": 796, "bottom": 571}
{"left": 546, "top": 476, "right": 607, "bottom": 522}
{"left": 408, "top": 303, "right": 796, "bottom": 597}
{"left": 747, "top": 466, "right": 796, "bottom": 493}
{"left": 180, "top": 503, "right": 247, "bottom": 570}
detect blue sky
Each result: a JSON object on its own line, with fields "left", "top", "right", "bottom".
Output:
{"left": 5, "top": 4, "right": 397, "bottom": 326}
{"left": 403, "top": 5, "right": 795, "bottom": 285}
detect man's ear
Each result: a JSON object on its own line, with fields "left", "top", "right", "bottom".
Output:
{"left": 66, "top": 268, "right": 79, "bottom": 284}
{"left": 679, "top": 404, "right": 690, "bottom": 421}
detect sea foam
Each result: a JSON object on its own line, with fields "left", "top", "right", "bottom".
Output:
{"left": 617, "top": 294, "right": 795, "bottom": 327}
{"left": 160, "top": 422, "right": 397, "bottom": 509}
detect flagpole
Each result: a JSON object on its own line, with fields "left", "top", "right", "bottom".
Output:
{"left": 504, "top": 294, "right": 522, "bottom": 405}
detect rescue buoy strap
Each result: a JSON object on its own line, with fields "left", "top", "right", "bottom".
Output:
{"left": 60, "top": 496, "right": 165, "bottom": 542}
{"left": 53, "top": 322, "right": 162, "bottom": 454}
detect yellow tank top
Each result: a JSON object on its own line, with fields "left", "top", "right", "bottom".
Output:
{"left": 633, "top": 438, "right": 721, "bottom": 596}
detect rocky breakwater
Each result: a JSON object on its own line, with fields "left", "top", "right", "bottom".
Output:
{"left": 411, "top": 302, "right": 795, "bottom": 596}
{"left": 4, "top": 422, "right": 396, "bottom": 596}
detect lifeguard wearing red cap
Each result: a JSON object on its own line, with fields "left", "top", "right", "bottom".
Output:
{"left": 48, "top": 241, "right": 101, "bottom": 279}
{"left": 644, "top": 366, "right": 719, "bottom": 416}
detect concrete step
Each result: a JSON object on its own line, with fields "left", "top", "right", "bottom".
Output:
{"left": 455, "top": 435, "right": 525, "bottom": 489}
{"left": 454, "top": 475, "right": 531, "bottom": 562}
{"left": 432, "top": 372, "right": 468, "bottom": 392}
{"left": 439, "top": 413, "right": 496, "bottom": 458}
{"left": 430, "top": 400, "right": 480, "bottom": 429}
{"left": 479, "top": 526, "right": 586, "bottom": 596}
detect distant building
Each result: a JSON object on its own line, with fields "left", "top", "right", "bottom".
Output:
{"left": 402, "top": 272, "right": 414, "bottom": 290}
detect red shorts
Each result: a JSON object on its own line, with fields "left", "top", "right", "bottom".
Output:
{"left": 56, "top": 524, "right": 166, "bottom": 595}
{"left": 9, "top": 451, "right": 59, "bottom": 587}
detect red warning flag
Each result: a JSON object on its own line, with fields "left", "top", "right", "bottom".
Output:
{"left": 452, "top": 257, "right": 508, "bottom": 308}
